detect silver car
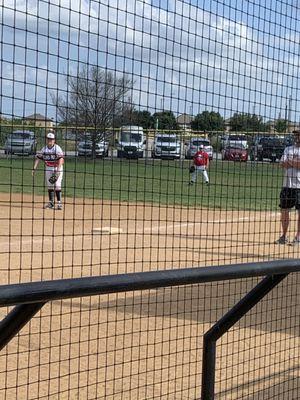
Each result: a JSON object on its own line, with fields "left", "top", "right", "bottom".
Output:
{"left": 185, "top": 138, "right": 213, "bottom": 160}
{"left": 77, "top": 139, "right": 108, "bottom": 158}
{"left": 4, "top": 130, "right": 37, "bottom": 155}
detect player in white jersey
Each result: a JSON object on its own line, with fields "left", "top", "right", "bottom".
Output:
{"left": 32, "top": 132, "right": 64, "bottom": 210}
{"left": 276, "top": 130, "right": 300, "bottom": 245}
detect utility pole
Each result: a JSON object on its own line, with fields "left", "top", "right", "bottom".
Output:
{"left": 284, "top": 100, "right": 288, "bottom": 134}
{"left": 288, "top": 95, "right": 292, "bottom": 133}
{"left": 284, "top": 95, "right": 292, "bottom": 133}
{"left": 284, "top": 100, "right": 288, "bottom": 121}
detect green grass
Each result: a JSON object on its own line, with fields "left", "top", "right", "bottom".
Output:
{"left": 0, "top": 157, "right": 284, "bottom": 210}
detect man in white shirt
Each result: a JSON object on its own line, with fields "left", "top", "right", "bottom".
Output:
{"left": 276, "top": 130, "right": 300, "bottom": 245}
{"left": 32, "top": 131, "right": 64, "bottom": 210}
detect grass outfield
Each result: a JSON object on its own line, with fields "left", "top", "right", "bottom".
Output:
{"left": 0, "top": 157, "right": 284, "bottom": 210}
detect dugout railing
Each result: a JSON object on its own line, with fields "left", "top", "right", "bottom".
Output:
{"left": 0, "top": 259, "right": 299, "bottom": 400}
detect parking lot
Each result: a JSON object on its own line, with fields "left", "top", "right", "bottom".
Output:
{"left": 0, "top": 148, "right": 280, "bottom": 164}
{"left": 0, "top": 131, "right": 292, "bottom": 164}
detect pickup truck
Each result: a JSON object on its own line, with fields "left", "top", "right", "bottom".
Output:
{"left": 250, "top": 136, "right": 293, "bottom": 162}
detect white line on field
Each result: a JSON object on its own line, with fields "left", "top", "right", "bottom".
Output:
{"left": 137, "top": 212, "right": 279, "bottom": 234}
{"left": 0, "top": 212, "right": 280, "bottom": 247}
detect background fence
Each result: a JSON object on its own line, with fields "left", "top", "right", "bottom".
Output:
{"left": 1, "top": 0, "right": 300, "bottom": 398}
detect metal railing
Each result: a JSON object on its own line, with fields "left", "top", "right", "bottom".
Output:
{"left": 0, "top": 259, "right": 299, "bottom": 399}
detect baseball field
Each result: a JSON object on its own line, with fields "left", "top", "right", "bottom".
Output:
{"left": 0, "top": 157, "right": 286, "bottom": 209}
{"left": 0, "top": 157, "right": 300, "bottom": 399}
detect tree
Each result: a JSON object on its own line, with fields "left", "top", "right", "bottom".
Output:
{"left": 229, "top": 113, "right": 268, "bottom": 132}
{"left": 52, "top": 66, "right": 133, "bottom": 157}
{"left": 191, "top": 111, "right": 224, "bottom": 131}
{"left": 110, "top": 103, "right": 135, "bottom": 128}
{"left": 152, "top": 111, "right": 179, "bottom": 131}
{"left": 131, "top": 110, "right": 154, "bottom": 129}
{"left": 274, "top": 119, "right": 288, "bottom": 133}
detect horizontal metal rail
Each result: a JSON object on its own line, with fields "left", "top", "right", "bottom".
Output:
{"left": 0, "top": 259, "right": 298, "bottom": 397}
{"left": 0, "top": 259, "right": 299, "bottom": 307}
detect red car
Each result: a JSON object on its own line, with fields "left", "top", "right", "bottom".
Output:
{"left": 222, "top": 145, "right": 248, "bottom": 162}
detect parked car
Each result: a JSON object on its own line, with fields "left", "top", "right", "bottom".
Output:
{"left": 220, "top": 134, "right": 229, "bottom": 150}
{"left": 221, "top": 134, "right": 248, "bottom": 150}
{"left": 115, "top": 126, "right": 145, "bottom": 158}
{"left": 4, "top": 130, "right": 37, "bottom": 155}
{"left": 185, "top": 137, "right": 213, "bottom": 160}
{"left": 77, "top": 139, "right": 108, "bottom": 158}
{"left": 152, "top": 133, "right": 181, "bottom": 159}
{"left": 250, "top": 136, "right": 292, "bottom": 162}
{"left": 222, "top": 143, "right": 248, "bottom": 162}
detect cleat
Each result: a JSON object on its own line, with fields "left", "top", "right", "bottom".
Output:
{"left": 274, "top": 236, "right": 288, "bottom": 245}
{"left": 44, "top": 202, "right": 54, "bottom": 209}
{"left": 289, "top": 237, "right": 300, "bottom": 246}
{"left": 56, "top": 202, "right": 63, "bottom": 210}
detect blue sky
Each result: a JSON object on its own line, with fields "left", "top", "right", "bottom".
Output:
{"left": 1, "top": 0, "right": 300, "bottom": 123}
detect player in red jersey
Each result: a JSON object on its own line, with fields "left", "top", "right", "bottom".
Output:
{"left": 189, "top": 145, "right": 210, "bottom": 185}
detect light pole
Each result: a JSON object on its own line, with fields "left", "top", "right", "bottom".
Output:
{"left": 288, "top": 95, "right": 292, "bottom": 133}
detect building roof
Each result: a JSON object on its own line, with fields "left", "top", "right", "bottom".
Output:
{"left": 24, "top": 113, "right": 53, "bottom": 121}
{"left": 176, "top": 113, "right": 193, "bottom": 124}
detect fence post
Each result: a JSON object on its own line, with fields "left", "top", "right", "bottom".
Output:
{"left": 201, "top": 273, "right": 288, "bottom": 399}
{"left": 0, "top": 303, "right": 46, "bottom": 351}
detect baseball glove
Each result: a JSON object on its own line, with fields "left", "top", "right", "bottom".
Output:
{"left": 48, "top": 173, "right": 59, "bottom": 185}
{"left": 189, "top": 165, "right": 195, "bottom": 173}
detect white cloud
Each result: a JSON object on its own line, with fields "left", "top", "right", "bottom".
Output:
{"left": 1, "top": 0, "right": 300, "bottom": 120}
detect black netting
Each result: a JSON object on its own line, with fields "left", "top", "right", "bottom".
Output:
{"left": 1, "top": 0, "right": 300, "bottom": 398}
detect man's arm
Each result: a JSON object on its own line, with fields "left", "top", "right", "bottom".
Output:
{"left": 279, "top": 149, "right": 292, "bottom": 169}
{"left": 32, "top": 158, "right": 40, "bottom": 176}
{"left": 280, "top": 160, "right": 292, "bottom": 168}
{"left": 57, "top": 157, "right": 64, "bottom": 168}
{"left": 55, "top": 145, "right": 64, "bottom": 172}
{"left": 284, "top": 159, "right": 300, "bottom": 169}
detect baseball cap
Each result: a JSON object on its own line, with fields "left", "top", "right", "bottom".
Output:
{"left": 199, "top": 144, "right": 204, "bottom": 149}
{"left": 46, "top": 132, "right": 55, "bottom": 139}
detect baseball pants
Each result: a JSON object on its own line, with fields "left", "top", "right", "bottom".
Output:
{"left": 45, "top": 169, "right": 63, "bottom": 190}
{"left": 191, "top": 166, "right": 209, "bottom": 183}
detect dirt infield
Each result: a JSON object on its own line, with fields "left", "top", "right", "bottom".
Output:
{"left": 0, "top": 192, "right": 299, "bottom": 285}
{"left": 0, "top": 193, "right": 300, "bottom": 399}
